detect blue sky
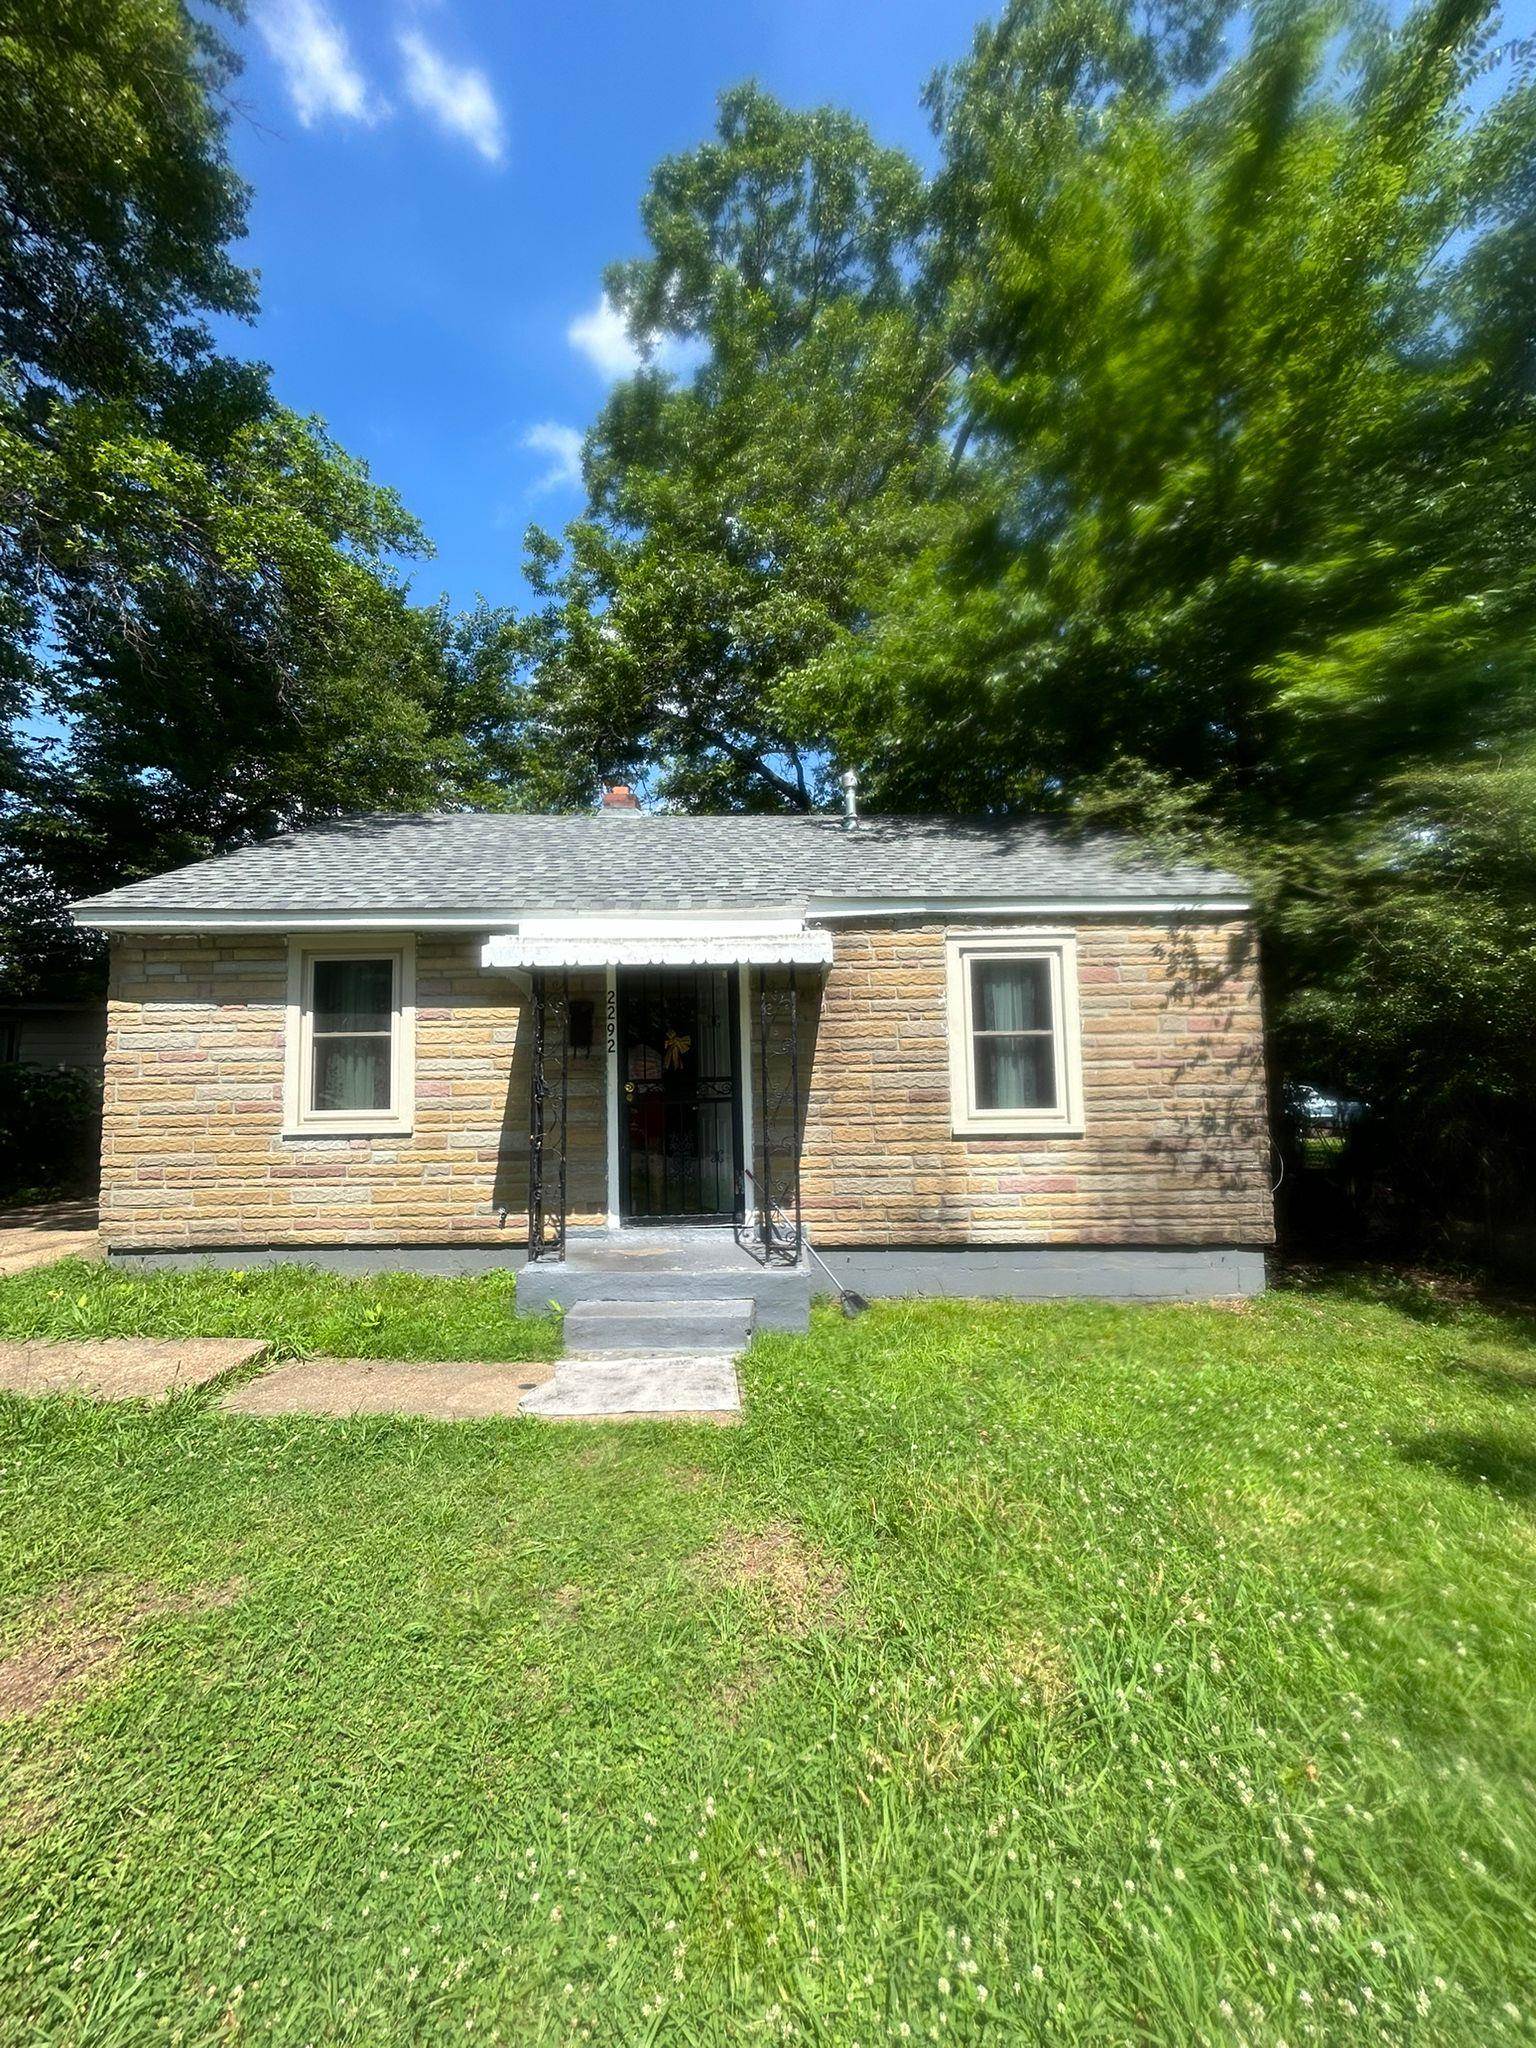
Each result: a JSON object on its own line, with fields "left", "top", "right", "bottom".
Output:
{"left": 225, "top": 0, "right": 987, "bottom": 616}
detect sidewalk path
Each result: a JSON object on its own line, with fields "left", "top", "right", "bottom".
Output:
{"left": 221, "top": 1356, "right": 555, "bottom": 1420}
{"left": 0, "top": 1337, "right": 265, "bottom": 1400}
{"left": 519, "top": 1353, "right": 741, "bottom": 1419}
{"left": 220, "top": 1353, "right": 739, "bottom": 1422}
{"left": 0, "top": 1340, "right": 738, "bottom": 1422}
{"left": 0, "top": 1201, "right": 100, "bottom": 1276}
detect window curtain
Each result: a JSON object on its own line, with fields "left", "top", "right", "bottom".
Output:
{"left": 971, "top": 959, "right": 1056, "bottom": 1110}
{"left": 313, "top": 1039, "right": 391, "bottom": 1111}
{"left": 311, "top": 959, "right": 394, "bottom": 1112}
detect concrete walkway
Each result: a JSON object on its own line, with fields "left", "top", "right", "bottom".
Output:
{"left": 221, "top": 1356, "right": 555, "bottom": 1421}
{"left": 219, "top": 1351, "right": 740, "bottom": 1422}
{"left": 516, "top": 1352, "right": 741, "bottom": 1420}
{"left": 0, "top": 1243, "right": 747, "bottom": 1419}
{"left": 0, "top": 1201, "right": 100, "bottom": 1275}
{"left": 524, "top": 1293, "right": 748, "bottom": 1419}
{"left": 0, "top": 1213, "right": 754, "bottom": 1420}
{"left": 0, "top": 1339, "right": 740, "bottom": 1421}
{"left": 0, "top": 1337, "right": 265, "bottom": 1400}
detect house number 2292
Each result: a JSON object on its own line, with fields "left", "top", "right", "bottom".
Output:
{"left": 605, "top": 987, "right": 617, "bottom": 1055}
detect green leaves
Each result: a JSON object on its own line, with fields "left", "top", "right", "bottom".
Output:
{"left": 823, "top": 0, "right": 1535, "bottom": 834}
{"left": 0, "top": 0, "right": 254, "bottom": 403}
{"left": 612, "top": 82, "right": 930, "bottom": 354}
{"left": 0, "top": 1, "right": 495, "bottom": 991}
{"left": 508, "top": 3, "right": 1536, "bottom": 1240}
{"left": 796, "top": 0, "right": 1531, "bottom": 1234}
{"left": 505, "top": 86, "right": 952, "bottom": 811}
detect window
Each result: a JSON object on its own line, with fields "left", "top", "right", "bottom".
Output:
{"left": 945, "top": 932, "right": 1083, "bottom": 1136}
{"left": 284, "top": 938, "right": 414, "bottom": 1136}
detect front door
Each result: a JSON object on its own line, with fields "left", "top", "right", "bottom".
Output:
{"left": 618, "top": 968, "right": 741, "bottom": 1221}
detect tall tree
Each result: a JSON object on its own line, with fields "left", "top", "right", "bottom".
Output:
{"left": 506, "top": 84, "right": 954, "bottom": 811}
{"left": 0, "top": 0, "right": 490, "bottom": 995}
{"left": 809, "top": 0, "right": 1536, "bottom": 825}
{"left": 799, "top": 0, "right": 1536, "bottom": 1240}
{"left": 0, "top": 0, "right": 255, "bottom": 741}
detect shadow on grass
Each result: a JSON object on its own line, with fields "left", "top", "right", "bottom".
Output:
{"left": 1438, "top": 1355, "right": 1536, "bottom": 1399}
{"left": 1280, "top": 1259, "right": 1536, "bottom": 1348}
{"left": 1397, "top": 1430, "right": 1536, "bottom": 1507}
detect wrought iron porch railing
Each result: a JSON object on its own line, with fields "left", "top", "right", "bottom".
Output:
{"left": 528, "top": 959, "right": 805, "bottom": 1266}
{"left": 736, "top": 962, "right": 803, "bottom": 1266}
{"left": 526, "top": 969, "right": 570, "bottom": 1263}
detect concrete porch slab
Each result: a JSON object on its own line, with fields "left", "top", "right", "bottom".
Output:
{"left": 219, "top": 1356, "right": 554, "bottom": 1421}
{"left": 0, "top": 1337, "right": 265, "bottom": 1401}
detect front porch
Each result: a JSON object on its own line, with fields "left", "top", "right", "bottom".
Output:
{"left": 489, "top": 921, "right": 827, "bottom": 1270}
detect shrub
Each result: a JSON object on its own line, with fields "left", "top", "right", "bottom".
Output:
{"left": 0, "top": 1062, "right": 101, "bottom": 1201}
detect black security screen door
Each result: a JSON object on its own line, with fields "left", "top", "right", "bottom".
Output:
{"left": 619, "top": 968, "right": 741, "bottom": 1221}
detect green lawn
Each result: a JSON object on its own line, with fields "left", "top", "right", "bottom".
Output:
{"left": 1, "top": 1266, "right": 1534, "bottom": 2045}
{"left": 0, "top": 1258, "right": 561, "bottom": 1362}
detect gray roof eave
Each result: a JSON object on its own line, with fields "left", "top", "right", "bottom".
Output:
{"left": 71, "top": 890, "right": 1251, "bottom": 935}
{"left": 66, "top": 810, "right": 1251, "bottom": 929}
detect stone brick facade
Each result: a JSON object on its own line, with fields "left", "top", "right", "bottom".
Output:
{"left": 791, "top": 918, "right": 1271, "bottom": 1247}
{"left": 100, "top": 915, "right": 1271, "bottom": 1253}
{"left": 101, "top": 937, "right": 605, "bottom": 1250}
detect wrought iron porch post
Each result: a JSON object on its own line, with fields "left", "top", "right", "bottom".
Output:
{"left": 527, "top": 969, "right": 570, "bottom": 1262}
{"left": 757, "top": 965, "right": 772, "bottom": 1261}
{"left": 557, "top": 968, "right": 570, "bottom": 1257}
{"left": 527, "top": 969, "right": 546, "bottom": 1258}
{"left": 788, "top": 960, "right": 802, "bottom": 1261}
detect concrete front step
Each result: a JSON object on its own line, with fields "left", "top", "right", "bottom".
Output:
{"left": 532, "top": 1230, "right": 810, "bottom": 1333}
{"left": 520, "top": 1353, "right": 741, "bottom": 1419}
{"left": 563, "top": 1297, "right": 754, "bottom": 1357}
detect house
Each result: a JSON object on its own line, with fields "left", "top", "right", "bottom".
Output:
{"left": 70, "top": 796, "right": 1273, "bottom": 1306}
{"left": 0, "top": 999, "right": 106, "bottom": 1078}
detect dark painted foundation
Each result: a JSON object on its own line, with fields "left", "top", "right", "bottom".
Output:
{"left": 808, "top": 1245, "right": 1266, "bottom": 1300}
{"left": 108, "top": 1245, "right": 531, "bottom": 1277}
{"left": 107, "top": 1238, "right": 1265, "bottom": 1300}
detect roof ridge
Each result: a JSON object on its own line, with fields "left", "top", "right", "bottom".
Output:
{"left": 69, "top": 807, "right": 1249, "bottom": 927}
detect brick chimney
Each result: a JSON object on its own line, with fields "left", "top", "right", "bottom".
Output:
{"left": 601, "top": 783, "right": 640, "bottom": 810}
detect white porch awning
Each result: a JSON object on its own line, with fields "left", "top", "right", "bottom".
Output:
{"left": 480, "top": 916, "right": 833, "bottom": 971}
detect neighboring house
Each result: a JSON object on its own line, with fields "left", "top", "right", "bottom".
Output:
{"left": 70, "top": 795, "right": 1273, "bottom": 1298}
{"left": 0, "top": 1000, "right": 106, "bottom": 1078}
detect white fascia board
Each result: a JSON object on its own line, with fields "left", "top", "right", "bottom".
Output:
{"left": 71, "top": 893, "right": 1250, "bottom": 935}
{"left": 806, "top": 895, "right": 1251, "bottom": 919}
{"left": 71, "top": 908, "right": 519, "bottom": 935}
{"left": 482, "top": 920, "right": 833, "bottom": 969}
{"left": 72, "top": 901, "right": 812, "bottom": 936}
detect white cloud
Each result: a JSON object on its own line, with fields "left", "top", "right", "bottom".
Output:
{"left": 567, "top": 294, "right": 643, "bottom": 380}
{"left": 259, "top": 0, "right": 378, "bottom": 127}
{"left": 567, "top": 293, "right": 707, "bottom": 382}
{"left": 397, "top": 29, "right": 505, "bottom": 163}
{"left": 522, "top": 421, "right": 583, "bottom": 495}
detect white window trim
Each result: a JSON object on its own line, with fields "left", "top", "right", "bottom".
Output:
{"left": 283, "top": 934, "right": 415, "bottom": 1139}
{"left": 945, "top": 929, "right": 1084, "bottom": 1138}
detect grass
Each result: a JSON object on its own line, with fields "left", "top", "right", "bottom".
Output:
{"left": 0, "top": 1257, "right": 562, "bottom": 1362}
{"left": 0, "top": 1266, "right": 1534, "bottom": 2044}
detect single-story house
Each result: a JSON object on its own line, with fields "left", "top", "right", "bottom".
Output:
{"left": 0, "top": 999, "right": 106, "bottom": 1078}
{"left": 70, "top": 795, "right": 1273, "bottom": 1301}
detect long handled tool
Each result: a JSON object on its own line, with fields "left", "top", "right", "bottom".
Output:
{"left": 740, "top": 1166, "right": 869, "bottom": 1316}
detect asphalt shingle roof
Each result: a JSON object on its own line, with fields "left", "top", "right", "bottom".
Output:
{"left": 71, "top": 811, "right": 1247, "bottom": 923}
